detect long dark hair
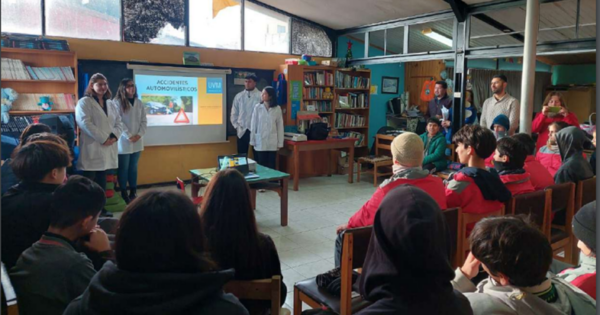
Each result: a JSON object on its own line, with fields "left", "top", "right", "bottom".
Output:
{"left": 200, "top": 169, "right": 263, "bottom": 276}
{"left": 84, "top": 73, "right": 112, "bottom": 101}
{"left": 261, "top": 86, "right": 277, "bottom": 108}
{"left": 114, "top": 78, "right": 138, "bottom": 113}
{"left": 115, "top": 190, "right": 215, "bottom": 273}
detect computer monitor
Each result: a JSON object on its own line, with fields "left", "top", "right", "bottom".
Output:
{"left": 217, "top": 154, "right": 249, "bottom": 175}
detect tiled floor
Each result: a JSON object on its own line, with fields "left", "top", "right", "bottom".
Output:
{"left": 127, "top": 174, "right": 377, "bottom": 314}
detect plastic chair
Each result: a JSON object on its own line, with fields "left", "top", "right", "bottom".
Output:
{"left": 176, "top": 177, "right": 203, "bottom": 206}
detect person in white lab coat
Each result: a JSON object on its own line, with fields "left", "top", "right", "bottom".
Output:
{"left": 250, "top": 86, "right": 283, "bottom": 170}
{"left": 76, "top": 73, "right": 122, "bottom": 195}
{"left": 231, "top": 74, "right": 262, "bottom": 155}
{"left": 113, "top": 78, "right": 147, "bottom": 204}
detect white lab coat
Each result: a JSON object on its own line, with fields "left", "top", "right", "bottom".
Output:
{"left": 250, "top": 103, "right": 284, "bottom": 152}
{"left": 114, "top": 98, "right": 147, "bottom": 154}
{"left": 76, "top": 96, "right": 123, "bottom": 171}
{"left": 231, "top": 88, "right": 262, "bottom": 138}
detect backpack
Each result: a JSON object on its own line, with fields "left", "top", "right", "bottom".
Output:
{"left": 306, "top": 122, "right": 330, "bottom": 140}
{"left": 273, "top": 73, "right": 287, "bottom": 105}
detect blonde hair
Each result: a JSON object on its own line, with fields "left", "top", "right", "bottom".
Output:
{"left": 543, "top": 92, "right": 567, "bottom": 108}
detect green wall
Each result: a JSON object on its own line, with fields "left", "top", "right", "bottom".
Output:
{"left": 552, "top": 64, "right": 596, "bottom": 85}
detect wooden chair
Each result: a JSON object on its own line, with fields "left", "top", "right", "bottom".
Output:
{"left": 547, "top": 183, "right": 576, "bottom": 263}
{"left": 459, "top": 206, "right": 505, "bottom": 263}
{"left": 446, "top": 143, "right": 456, "bottom": 162}
{"left": 357, "top": 134, "right": 394, "bottom": 187}
{"left": 442, "top": 207, "right": 461, "bottom": 269}
{"left": 508, "top": 190, "right": 552, "bottom": 238}
{"left": 1, "top": 263, "right": 18, "bottom": 315}
{"left": 571, "top": 176, "right": 597, "bottom": 263}
{"left": 294, "top": 226, "right": 372, "bottom": 315}
{"left": 176, "top": 177, "right": 203, "bottom": 206}
{"left": 224, "top": 276, "right": 282, "bottom": 315}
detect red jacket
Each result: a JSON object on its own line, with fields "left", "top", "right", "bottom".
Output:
{"left": 524, "top": 156, "right": 555, "bottom": 190}
{"left": 532, "top": 112, "right": 580, "bottom": 151}
{"left": 347, "top": 171, "right": 447, "bottom": 228}
{"left": 536, "top": 146, "right": 562, "bottom": 177}
{"left": 445, "top": 171, "right": 508, "bottom": 215}
{"left": 499, "top": 172, "right": 536, "bottom": 196}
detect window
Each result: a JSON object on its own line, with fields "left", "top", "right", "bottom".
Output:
{"left": 291, "top": 18, "right": 332, "bottom": 57}
{"left": 189, "top": 0, "right": 241, "bottom": 49}
{"left": 470, "top": 7, "right": 525, "bottom": 48}
{"left": 45, "top": 0, "right": 120, "bottom": 40}
{"left": 538, "top": 0, "right": 578, "bottom": 42}
{"left": 244, "top": 2, "right": 290, "bottom": 53}
{"left": 368, "top": 30, "right": 385, "bottom": 57}
{"left": 409, "top": 19, "right": 454, "bottom": 53}
{"left": 577, "top": 0, "right": 596, "bottom": 39}
{"left": 123, "top": 0, "right": 185, "bottom": 45}
{"left": 385, "top": 27, "right": 405, "bottom": 55}
{"left": 338, "top": 33, "right": 366, "bottom": 59}
{"left": 1, "top": 0, "right": 42, "bottom": 35}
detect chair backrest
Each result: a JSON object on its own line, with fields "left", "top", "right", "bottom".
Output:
{"left": 340, "top": 226, "right": 373, "bottom": 315}
{"left": 375, "top": 134, "right": 394, "bottom": 156}
{"left": 547, "top": 182, "right": 575, "bottom": 232}
{"left": 459, "top": 206, "right": 505, "bottom": 263}
{"left": 443, "top": 207, "right": 461, "bottom": 269}
{"left": 510, "top": 190, "right": 552, "bottom": 238}
{"left": 446, "top": 143, "right": 456, "bottom": 162}
{"left": 176, "top": 177, "right": 185, "bottom": 193}
{"left": 576, "top": 176, "right": 596, "bottom": 212}
{"left": 224, "top": 276, "right": 281, "bottom": 315}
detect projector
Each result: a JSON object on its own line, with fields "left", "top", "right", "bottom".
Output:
{"left": 284, "top": 132, "right": 307, "bottom": 142}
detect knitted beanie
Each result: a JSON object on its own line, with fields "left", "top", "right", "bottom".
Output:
{"left": 491, "top": 114, "right": 510, "bottom": 131}
{"left": 573, "top": 200, "right": 596, "bottom": 253}
{"left": 391, "top": 132, "right": 424, "bottom": 167}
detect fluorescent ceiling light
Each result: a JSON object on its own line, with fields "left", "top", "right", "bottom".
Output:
{"left": 422, "top": 28, "right": 452, "bottom": 47}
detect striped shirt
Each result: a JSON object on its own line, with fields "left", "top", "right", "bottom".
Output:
{"left": 480, "top": 93, "right": 520, "bottom": 135}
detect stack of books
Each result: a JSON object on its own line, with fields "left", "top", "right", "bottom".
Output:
{"left": 338, "top": 131, "right": 365, "bottom": 147}
{"left": 1, "top": 35, "right": 69, "bottom": 51}
{"left": 335, "top": 71, "right": 370, "bottom": 89}
{"left": 335, "top": 113, "right": 366, "bottom": 128}
{"left": 11, "top": 93, "right": 76, "bottom": 111}
{"left": 303, "top": 87, "right": 331, "bottom": 99}
{"left": 1, "top": 58, "right": 74, "bottom": 81}
{"left": 306, "top": 101, "right": 332, "bottom": 112}
{"left": 1, "top": 58, "right": 30, "bottom": 80}
{"left": 304, "top": 71, "right": 333, "bottom": 86}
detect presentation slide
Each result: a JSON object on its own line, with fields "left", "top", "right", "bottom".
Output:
{"left": 135, "top": 74, "right": 224, "bottom": 127}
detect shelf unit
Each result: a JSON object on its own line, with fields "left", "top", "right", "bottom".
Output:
{"left": 333, "top": 68, "right": 371, "bottom": 148}
{"left": 1, "top": 48, "right": 78, "bottom": 115}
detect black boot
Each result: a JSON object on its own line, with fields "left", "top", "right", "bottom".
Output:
{"left": 129, "top": 188, "right": 137, "bottom": 201}
{"left": 121, "top": 190, "right": 131, "bottom": 204}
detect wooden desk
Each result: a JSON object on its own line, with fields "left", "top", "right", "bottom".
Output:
{"left": 280, "top": 138, "right": 356, "bottom": 191}
{"left": 190, "top": 165, "right": 290, "bottom": 226}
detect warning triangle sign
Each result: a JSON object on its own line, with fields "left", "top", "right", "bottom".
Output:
{"left": 174, "top": 109, "right": 190, "bottom": 124}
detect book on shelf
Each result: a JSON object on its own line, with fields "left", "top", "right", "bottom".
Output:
{"left": 335, "top": 71, "right": 370, "bottom": 89}
{"left": 306, "top": 101, "right": 332, "bottom": 112}
{"left": 303, "top": 71, "right": 333, "bottom": 86}
{"left": 303, "top": 87, "right": 334, "bottom": 99}
{"left": 339, "top": 131, "right": 365, "bottom": 147}
{"left": 1, "top": 58, "right": 31, "bottom": 80}
{"left": 1, "top": 58, "right": 75, "bottom": 81}
{"left": 337, "top": 93, "right": 369, "bottom": 109}
{"left": 335, "top": 113, "right": 366, "bottom": 128}
{"left": 1, "top": 35, "right": 69, "bottom": 51}
{"left": 11, "top": 93, "right": 76, "bottom": 111}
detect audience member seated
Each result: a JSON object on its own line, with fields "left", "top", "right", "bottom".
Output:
{"left": 334, "top": 132, "right": 447, "bottom": 267}
{"left": 554, "top": 126, "right": 594, "bottom": 184}
{"left": 532, "top": 92, "right": 580, "bottom": 151}
{"left": 200, "top": 169, "right": 286, "bottom": 314}
{"left": 484, "top": 114, "right": 510, "bottom": 167}
{"left": 1, "top": 136, "right": 71, "bottom": 269}
{"left": 355, "top": 185, "right": 473, "bottom": 315}
{"left": 537, "top": 121, "right": 570, "bottom": 177}
{"left": 420, "top": 118, "right": 448, "bottom": 173}
{"left": 63, "top": 190, "right": 248, "bottom": 315}
{"left": 551, "top": 200, "right": 597, "bottom": 300}
{"left": 511, "top": 133, "right": 554, "bottom": 190}
{"left": 590, "top": 129, "right": 596, "bottom": 175}
{"left": 1, "top": 123, "right": 52, "bottom": 196}
{"left": 452, "top": 216, "right": 596, "bottom": 314}
{"left": 445, "top": 125, "right": 511, "bottom": 216}
{"left": 492, "top": 137, "right": 535, "bottom": 196}
{"left": 9, "top": 176, "right": 110, "bottom": 315}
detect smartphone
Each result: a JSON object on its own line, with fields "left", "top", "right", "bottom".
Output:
{"left": 546, "top": 106, "right": 561, "bottom": 113}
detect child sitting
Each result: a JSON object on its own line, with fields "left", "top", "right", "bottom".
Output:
{"left": 420, "top": 118, "right": 448, "bottom": 173}
{"left": 453, "top": 216, "right": 596, "bottom": 314}
{"left": 334, "top": 132, "right": 446, "bottom": 267}
{"left": 554, "top": 126, "right": 594, "bottom": 184}
{"left": 9, "top": 176, "right": 110, "bottom": 315}
{"left": 511, "top": 133, "right": 554, "bottom": 190}
{"left": 485, "top": 114, "right": 510, "bottom": 167}
{"left": 536, "top": 121, "right": 570, "bottom": 177}
{"left": 492, "top": 137, "right": 535, "bottom": 196}
{"left": 445, "top": 125, "right": 511, "bottom": 215}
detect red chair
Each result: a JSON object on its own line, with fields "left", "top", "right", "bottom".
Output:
{"left": 176, "top": 177, "right": 203, "bottom": 206}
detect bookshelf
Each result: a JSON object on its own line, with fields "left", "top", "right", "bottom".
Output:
{"left": 1, "top": 48, "right": 78, "bottom": 115}
{"left": 333, "top": 68, "right": 371, "bottom": 148}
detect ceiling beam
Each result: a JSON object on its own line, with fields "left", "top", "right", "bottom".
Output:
{"left": 472, "top": 13, "right": 525, "bottom": 42}
{"left": 444, "top": 0, "right": 468, "bottom": 22}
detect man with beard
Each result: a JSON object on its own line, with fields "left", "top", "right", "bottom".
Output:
{"left": 480, "top": 75, "right": 520, "bottom": 135}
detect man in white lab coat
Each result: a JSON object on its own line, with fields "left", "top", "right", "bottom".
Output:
{"left": 231, "top": 74, "right": 262, "bottom": 155}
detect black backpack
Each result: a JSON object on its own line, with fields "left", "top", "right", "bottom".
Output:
{"left": 306, "top": 122, "right": 330, "bottom": 140}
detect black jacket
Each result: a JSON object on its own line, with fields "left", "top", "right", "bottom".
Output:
{"left": 555, "top": 126, "right": 594, "bottom": 184}
{"left": 63, "top": 261, "right": 248, "bottom": 315}
{"left": 1, "top": 181, "right": 60, "bottom": 269}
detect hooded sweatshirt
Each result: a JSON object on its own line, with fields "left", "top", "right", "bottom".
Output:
{"left": 356, "top": 185, "right": 473, "bottom": 315}
{"left": 347, "top": 168, "right": 447, "bottom": 229}
{"left": 554, "top": 126, "right": 594, "bottom": 184}
{"left": 445, "top": 167, "right": 512, "bottom": 215}
{"left": 497, "top": 169, "right": 536, "bottom": 196}
{"left": 63, "top": 261, "right": 248, "bottom": 315}
{"left": 523, "top": 155, "right": 555, "bottom": 190}
{"left": 420, "top": 131, "right": 448, "bottom": 171}
{"left": 536, "top": 145, "right": 563, "bottom": 177}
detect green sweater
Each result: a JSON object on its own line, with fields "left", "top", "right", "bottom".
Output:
{"left": 420, "top": 132, "right": 447, "bottom": 171}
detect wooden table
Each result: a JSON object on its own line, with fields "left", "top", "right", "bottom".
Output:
{"left": 190, "top": 165, "right": 290, "bottom": 226}
{"left": 280, "top": 138, "right": 356, "bottom": 191}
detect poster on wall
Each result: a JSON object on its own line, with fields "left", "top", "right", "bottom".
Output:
{"left": 290, "top": 80, "right": 302, "bottom": 120}
{"left": 233, "top": 71, "right": 256, "bottom": 85}
{"left": 370, "top": 85, "right": 378, "bottom": 95}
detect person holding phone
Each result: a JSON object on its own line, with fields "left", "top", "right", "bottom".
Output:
{"left": 532, "top": 92, "right": 579, "bottom": 151}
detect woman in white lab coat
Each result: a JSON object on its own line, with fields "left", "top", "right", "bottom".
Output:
{"left": 76, "top": 73, "right": 122, "bottom": 194}
{"left": 113, "top": 78, "right": 147, "bottom": 204}
{"left": 250, "top": 86, "right": 283, "bottom": 170}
